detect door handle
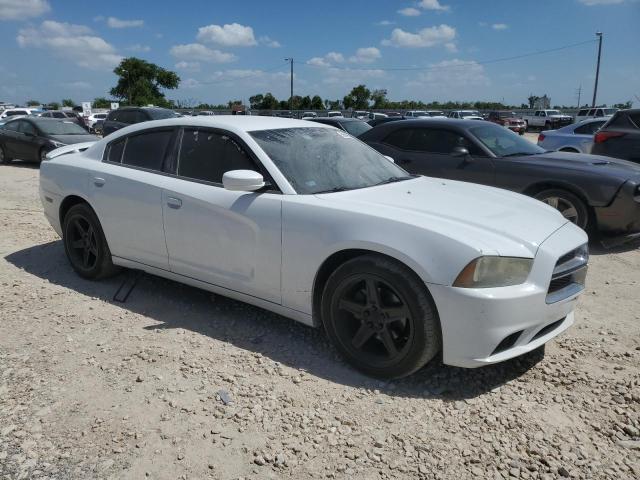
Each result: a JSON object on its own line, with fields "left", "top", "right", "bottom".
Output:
{"left": 93, "top": 177, "right": 105, "bottom": 187}
{"left": 166, "top": 197, "right": 182, "bottom": 209}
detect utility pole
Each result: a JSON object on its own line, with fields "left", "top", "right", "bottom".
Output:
{"left": 284, "top": 58, "right": 293, "bottom": 113}
{"left": 591, "top": 32, "right": 603, "bottom": 108}
{"left": 576, "top": 85, "right": 582, "bottom": 109}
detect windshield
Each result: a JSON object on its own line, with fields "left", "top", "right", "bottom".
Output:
{"left": 37, "top": 121, "right": 89, "bottom": 135}
{"left": 604, "top": 108, "right": 617, "bottom": 115}
{"left": 250, "top": 127, "right": 411, "bottom": 194}
{"left": 341, "top": 121, "right": 372, "bottom": 137}
{"left": 428, "top": 111, "right": 445, "bottom": 116}
{"left": 546, "top": 110, "right": 561, "bottom": 115}
{"left": 462, "top": 111, "right": 480, "bottom": 116}
{"left": 470, "top": 124, "right": 545, "bottom": 157}
{"left": 148, "top": 109, "right": 177, "bottom": 120}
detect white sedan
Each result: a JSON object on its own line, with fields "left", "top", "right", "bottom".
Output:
{"left": 39, "top": 116, "right": 588, "bottom": 378}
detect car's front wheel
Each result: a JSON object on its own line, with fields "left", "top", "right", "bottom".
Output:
{"left": 534, "top": 189, "right": 590, "bottom": 230}
{"left": 321, "top": 255, "right": 441, "bottom": 379}
{"left": 63, "top": 203, "right": 119, "bottom": 279}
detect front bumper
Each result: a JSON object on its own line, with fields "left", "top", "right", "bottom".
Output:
{"left": 429, "top": 222, "right": 588, "bottom": 368}
{"left": 594, "top": 180, "right": 640, "bottom": 235}
{"left": 507, "top": 124, "right": 526, "bottom": 133}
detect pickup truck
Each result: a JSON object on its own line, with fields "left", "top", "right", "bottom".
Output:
{"left": 523, "top": 110, "right": 572, "bottom": 131}
{"left": 574, "top": 107, "right": 618, "bottom": 123}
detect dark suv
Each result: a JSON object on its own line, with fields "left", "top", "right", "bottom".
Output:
{"left": 591, "top": 109, "right": 640, "bottom": 164}
{"left": 102, "top": 107, "right": 177, "bottom": 136}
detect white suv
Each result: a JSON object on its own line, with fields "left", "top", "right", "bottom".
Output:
{"left": 575, "top": 107, "right": 618, "bottom": 123}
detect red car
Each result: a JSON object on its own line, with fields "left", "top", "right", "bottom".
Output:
{"left": 488, "top": 111, "right": 526, "bottom": 135}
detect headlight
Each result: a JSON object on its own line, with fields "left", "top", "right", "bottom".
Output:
{"left": 453, "top": 256, "right": 533, "bottom": 288}
{"left": 51, "top": 141, "right": 66, "bottom": 148}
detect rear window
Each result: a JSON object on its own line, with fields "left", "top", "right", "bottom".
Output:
{"left": 148, "top": 109, "right": 176, "bottom": 120}
{"left": 341, "top": 121, "right": 372, "bottom": 137}
{"left": 121, "top": 130, "right": 173, "bottom": 171}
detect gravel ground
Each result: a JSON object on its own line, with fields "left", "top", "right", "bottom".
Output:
{"left": 0, "top": 162, "right": 638, "bottom": 480}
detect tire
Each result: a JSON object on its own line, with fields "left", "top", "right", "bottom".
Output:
{"left": 543, "top": 121, "right": 551, "bottom": 131}
{"left": 534, "top": 188, "right": 590, "bottom": 230}
{"left": 39, "top": 148, "right": 48, "bottom": 163}
{"left": 524, "top": 121, "right": 529, "bottom": 131}
{"left": 63, "top": 203, "right": 119, "bottom": 279}
{"left": 519, "top": 130, "right": 525, "bottom": 136}
{"left": 321, "top": 254, "right": 441, "bottom": 379}
{"left": 0, "top": 144, "right": 11, "bottom": 164}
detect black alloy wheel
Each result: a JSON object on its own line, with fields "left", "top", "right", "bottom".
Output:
{"left": 63, "top": 203, "right": 119, "bottom": 279}
{"left": 322, "top": 255, "right": 440, "bottom": 379}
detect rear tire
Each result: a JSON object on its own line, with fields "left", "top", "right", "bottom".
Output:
{"left": 534, "top": 189, "right": 590, "bottom": 231}
{"left": 0, "top": 144, "right": 11, "bottom": 164}
{"left": 63, "top": 203, "right": 119, "bottom": 279}
{"left": 321, "top": 254, "right": 441, "bottom": 379}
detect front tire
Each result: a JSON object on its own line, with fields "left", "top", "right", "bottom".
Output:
{"left": 63, "top": 203, "right": 119, "bottom": 279}
{"left": 534, "top": 189, "right": 590, "bottom": 230}
{"left": 321, "top": 255, "right": 441, "bottom": 379}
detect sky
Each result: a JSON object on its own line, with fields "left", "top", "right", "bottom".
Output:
{"left": 0, "top": 0, "right": 638, "bottom": 107}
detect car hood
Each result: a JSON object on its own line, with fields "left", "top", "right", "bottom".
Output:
{"left": 49, "top": 134, "right": 100, "bottom": 145}
{"left": 315, "top": 176, "right": 568, "bottom": 257}
{"left": 514, "top": 151, "right": 640, "bottom": 178}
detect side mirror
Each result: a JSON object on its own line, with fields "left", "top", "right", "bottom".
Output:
{"left": 451, "top": 146, "right": 470, "bottom": 157}
{"left": 383, "top": 155, "right": 395, "bottom": 163}
{"left": 222, "top": 170, "right": 265, "bottom": 192}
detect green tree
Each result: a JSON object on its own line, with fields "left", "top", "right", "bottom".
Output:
{"left": 92, "top": 97, "right": 113, "bottom": 109}
{"left": 371, "top": 89, "right": 388, "bottom": 109}
{"left": 110, "top": 57, "right": 180, "bottom": 107}
{"left": 311, "top": 95, "right": 324, "bottom": 110}
{"left": 48, "top": 102, "right": 60, "bottom": 110}
{"left": 26, "top": 100, "right": 40, "bottom": 106}
{"left": 262, "top": 93, "right": 279, "bottom": 110}
{"left": 343, "top": 84, "right": 371, "bottom": 110}
{"left": 249, "top": 94, "right": 264, "bottom": 110}
{"left": 61, "top": 98, "right": 75, "bottom": 107}
{"left": 299, "top": 95, "right": 312, "bottom": 110}
{"left": 613, "top": 101, "right": 632, "bottom": 109}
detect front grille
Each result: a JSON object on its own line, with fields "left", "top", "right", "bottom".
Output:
{"left": 546, "top": 245, "right": 588, "bottom": 304}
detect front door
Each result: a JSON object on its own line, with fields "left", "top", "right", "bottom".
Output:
{"left": 161, "top": 127, "right": 282, "bottom": 304}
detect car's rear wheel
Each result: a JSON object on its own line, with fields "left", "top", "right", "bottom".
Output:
{"left": 321, "top": 255, "right": 441, "bottom": 379}
{"left": 0, "top": 145, "right": 11, "bottom": 164}
{"left": 63, "top": 203, "right": 119, "bottom": 279}
{"left": 534, "top": 189, "right": 590, "bottom": 230}
{"left": 39, "top": 148, "right": 48, "bottom": 163}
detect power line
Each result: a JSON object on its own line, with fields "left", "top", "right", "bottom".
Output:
{"left": 302, "top": 39, "right": 597, "bottom": 73}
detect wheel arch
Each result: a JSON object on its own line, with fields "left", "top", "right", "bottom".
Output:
{"left": 311, "top": 248, "right": 438, "bottom": 329}
{"left": 522, "top": 181, "right": 593, "bottom": 208}
{"left": 59, "top": 194, "right": 93, "bottom": 227}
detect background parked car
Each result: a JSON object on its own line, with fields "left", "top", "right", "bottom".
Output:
{"left": 523, "top": 109, "right": 573, "bottom": 131}
{"left": 102, "top": 107, "right": 177, "bottom": 136}
{"left": 0, "top": 117, "right": 98, "bottom": 163}
{"left": 301, "top": 112, "right": 318, "bottom": 119}
{"left": 0, "top": 108, "right": 39, "bottom": 119}
{"left": 86, "top": 113, "right": 108, "bottom": 132}
{"left": 575, "top": 107, "right": 618, "bottom": 123}
{"left": 352, "top": 110, "right": 368, "bottom": 119}
{"left": 327, "top": 111, "right": 343, "bottom": 117}
{"left": 487, "top": 111, "right": 526, "bottom": 135}
{"left": 307, "top": 117, "right": 372, "bottom": 137}
{"left": 591, "top": 109, "right": 640, "bottom": 163}
{"left": 447, "top": 110, "right": 483, "bottom": 120}
{"left": 367, "top": 116, "right": 407, "bottom": 127}
{"left": 537, "top": 118, "right": 607, "bottom": 153}
{"left": 405, "top": 111, "right": 430, "bottom": 118}
{"left": 361, "top": 119, "right": 640, "bottom": 235}
{"left": 40, "top": 110, "right": 89, "bottom": 131}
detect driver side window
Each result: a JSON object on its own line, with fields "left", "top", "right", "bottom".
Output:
{"left": 177, "top": 128, "right": 257, "bottom": 185}
{"left": 18, "top": 121, "right": 36, "bottom": 135}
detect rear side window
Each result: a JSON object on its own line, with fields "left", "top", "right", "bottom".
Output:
{"left": 608, "top": 112, "right": 640, "bottom": 130}
{"left": 18, "top": 121, "right": 36, "bottom": 135}
{"left": 121, "top": 130, "right": 173, "bottom": 171}
{"left": 177, "top": 128, "right": 257, "bottom": 184}
{"left": 574, "top": 121, "right": 605, "bottom": 135}
{"left": 628, "top": 113, "right": 640, "bottom": 129}
{"left": 383, "top": 128, "right": 413, "bottom": 149}
{"left": 106, "top": 139, "right": 125, "bottom": 163}
{"left": 578, "top": 109, "right": 588, "bottom": 116}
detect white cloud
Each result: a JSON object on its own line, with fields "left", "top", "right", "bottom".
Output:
{"left": 106, "top": 17, "right": 144, "bottom": 29}
{"left": 65, "top": 81, "right": 91, "bottom": 90}
{"left": 408, "top": 59, "right": 489, "bottom": 91}
{"left": 444, "top": 42, "right": 457, "bottom": 52}
{"left": 349, "top": 47, "right": 381, "bottom": 64}
{"left": 382, "top": 24, "right": 456, "bottom": 48}
{"left": 418, "top": 0, "right": 450, "bottom": 11}
{"left": 196, "top": 23, "right": 257, "bottom": 47}
{"left": 307, "top": 51, "right": 345, "bottom": 67}
{"left": 126, "top": 44, "right": 150, "bottom": 52}
{"left": 375, "top": 20, "right": 395, "bottom": 26}
{"left": 169, "top": 43, "right": 236, "bottom": 63}
{"left": 398, "top": 7, "right": 421, "bottom": 16}
{"left": 492, "top": 23, "right": 508, "bottom": 30}
{"left": 17, "top": 20, "right": 122, "bottom": 70}
{"left": 322, "top": 67, "right": 386, "bottom": 86}
{"left": 0, "top": 0, "right": 50, "bottom": 21}
{"left": 182, "top": 78, "right": 201, "bottom": 89}
{"left": 259, "top": 35, "right": 281, "bottom": 48}
{"left": 175, "top": 61, "right": 201, "bottom": 72}
{"left": 578, "top": 0, "right": 625, "bottom": 5}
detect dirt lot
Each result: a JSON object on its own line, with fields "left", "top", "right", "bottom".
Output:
{"left": 0, "top": 162, "right": 638, "bottom": 480}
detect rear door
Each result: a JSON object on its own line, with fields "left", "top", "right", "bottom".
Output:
{"left": 87, "top": 128, "right": 176, "bottom": 269}
{"left": 377, "top": 127, "right": 495, "bottom": 185}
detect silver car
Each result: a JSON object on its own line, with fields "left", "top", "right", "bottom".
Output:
{"left": 537, "top": 118, "right": 607, "bottom": 153}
